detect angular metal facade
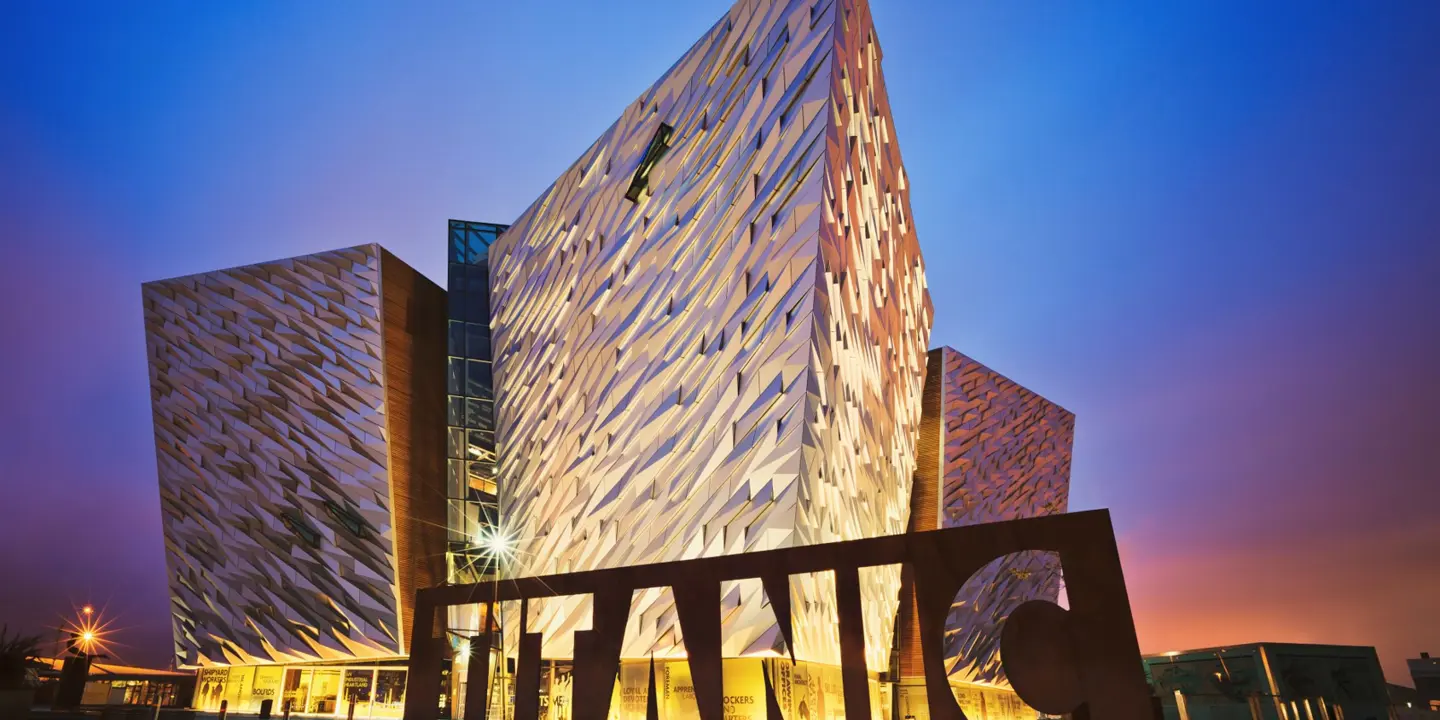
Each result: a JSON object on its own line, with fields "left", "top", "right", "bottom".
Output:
{"left": 489, "top": 0, "right": 931, "bottom": 668}
{"left": 897, "top": 347, "right": 1074, "bottom": 687}
{"left": 143, "top": 244, "right": 447, "bottom": 667}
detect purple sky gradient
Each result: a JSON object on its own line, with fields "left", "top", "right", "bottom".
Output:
{"left": 1, "top": 0, "right": 1437, "bottom": 681}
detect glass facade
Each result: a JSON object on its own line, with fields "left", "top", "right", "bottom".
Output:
{"left": 445, "top": 220, "right": 508, "bottom": 591}
{"left": 194, "top": 663, "right": 411, "bottom": 719}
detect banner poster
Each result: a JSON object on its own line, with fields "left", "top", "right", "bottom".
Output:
{"left": 197, "top": 668, "right": 228, "bottom": 710}
{"left": 617, "top": 662, "right": 650, "bottom": 720}
{"left": 252, "top": 666, "right": 284, "bottom": 704}
{"left": 544, "top": 666, "right": 574, "bottom": 720}
{"left": 722, "top": 659, "right": 765, "bottom": 720}
{"left": 996, "top": 691, "right": 1029, "bottom": 720}
{"left": 819, "top": 666, "right": 844, "bottom": 720}
{"left": 662, "top": 659, "right": 699, "bottom": 720}
{"left": 788, "top": 662, "right": 818, "bottom": 720}
{"left": 765, "top": 660, "right": 793, "bottom": 720}
{"left": 225, "top": 666, "right": 254, "bottom": 711}
{"left": 952, "top": 684, "right": 985, "bottom": 720}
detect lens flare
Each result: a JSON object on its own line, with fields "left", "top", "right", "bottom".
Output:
{"left": 64, "top": 607, "right": 113, "bottom": 656}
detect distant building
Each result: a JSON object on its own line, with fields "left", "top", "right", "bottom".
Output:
{"left": 1388, "top": 682, "right": 1440, "bottom": 720}
{"left": 1412, "top": 653, "right": 1440, "bottom": 712}
{"left": 1146, "top": 643, "right": 1392, "bottom": 720}
{"left": 34, "top": 658, "right": 195, "bottom": 709}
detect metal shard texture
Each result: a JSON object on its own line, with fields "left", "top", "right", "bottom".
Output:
{"left": 143, "top": 244, "right": 446, "bottom": 667}
{"left": 901, "top": 347, "right": 1075, "bottom": 686}
{"left": 489, "top": 0, "right": 932, "bottom": 668}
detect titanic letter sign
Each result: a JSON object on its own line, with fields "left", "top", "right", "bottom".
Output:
{"left": 404, "top": 510, "right": 1152, "bottom": 720}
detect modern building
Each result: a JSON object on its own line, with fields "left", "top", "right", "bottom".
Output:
{"left": 488, "top": 0, "right": 932, "bottom": 671}
{"left": 143, "top": 244, "right": 447, "bottom": 717}
{"left": 1146, "top": 643, "right": 1393, "bottom": 720}
{"left": 1388, "top": 682, "right": 1438, "bottom": 720}
{"left": 33, "top": 658, "right": 195, "bottom": 709}
{"left": 142, "top": 3, "right": 1082, "bottom": 720}
{"left": 1412, "top": 653, "right": 1440, "bottom": 712}
{"left": 893, "top": 347, "right": 1073, "bottom": 718}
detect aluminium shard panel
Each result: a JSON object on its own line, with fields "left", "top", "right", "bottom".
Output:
{"left": 490, "top": 0, "right": 931, "bottom": 668}
{"left": 143, "top": 244, "right": 445, "bottom": 667}
{"left": 897, "top": 347, "right": 1074, "bottom": 687}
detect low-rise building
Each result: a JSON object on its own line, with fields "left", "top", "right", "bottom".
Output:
{"left": 1146, "top": 643, "right": 1392, "bottom": 720}
{"left": 1411, "top": 653, "right": 1440, "bottom": 713}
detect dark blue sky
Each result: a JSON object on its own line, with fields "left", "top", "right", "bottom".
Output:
{"left": 2, "top": 1, "right": 1437, "bottom": 680}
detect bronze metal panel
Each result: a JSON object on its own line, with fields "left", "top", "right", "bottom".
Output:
{"left": 573, "top": 588, "right": 631, "bottom": 720}
{"left": 463, "top": 631, "right": 493, "bottom": 720}
{"left": 834, "top": 565, "right": 873, "bottom": 720}
{"left": 402, "top": 596, "right": 443, "bottom": 720}
{"left": 513, "top": 629, "right": 543, "bottom": 720}
{"left": 673, "top": 580, "right": 725, "bottom": 720}
{"left": 405, "top": 510, "right": 1152, "bottom": 720}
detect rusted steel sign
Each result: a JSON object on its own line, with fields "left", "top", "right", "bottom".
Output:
{"left": 404, "top": 510, "right": 1151, "bottom": 720}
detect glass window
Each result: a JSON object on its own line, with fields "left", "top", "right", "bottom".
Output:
{"left": 465, "top": 399, "right": 489, "bottom": 429}
{"left": 466, "top": 440, "right": 496, "bottom": 465}
{"left": 448, "top": 428, "right": 466, "bottom": 460}
{"left": 463, "top": 501, "right": 480, "bottom": 533}
{"left": 449, "top": 233, "right": 467, "bottom": 264}
{"left": 468, "top": 432, "right": 494, "bottom": 464}
{"left": 466, "top": 360, "right": 492, "bottom": 397}
{"left": 449, "top": 321, "right": 466, "bottom": 356}
{"left": 373, "top": 670, "right": 407, "bottom": 719}
{"left": 468, "top": 287, "right": 491, "bottom": 322}
{"left": 282, "top": 669, "right": 310, "bottom": 715}
{"left": 470, "top": 430, "right": 495, "bottom": 453}
{"left": 448, "top": 500, "right": 466, "bottom": 541}
{"left": 468, "top": 462, "right": 497, "bottom": 496}
{"left": 447, "top": 396, "right": 465, "bottom": 426}
{"left": 466, "top": 236, "right": 489, "bottom": 265}
{"left": 306, "top": 670, "right": 341, "bottom": 714}
{"left": 448, "top": 358, "right": 466, "bottom": 396}
{"left": 465, "top": 324, "right": 490, "bottom": 360}
{"left": 448, "top": 460, "right": 465, "bottom": 498}
{"left": 469, "top": 396, "right": 495, "bottom": 430}
{"left": 448, "top": 287, "right": 469, "bottom": 323}
{"left": 342, "top": 670, "right": 374, "bottom": 718}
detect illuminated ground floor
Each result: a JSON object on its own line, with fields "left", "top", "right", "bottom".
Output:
{"left": 187, "top": 654, "right": 1036, "bottom": 720}
{"left": 450, "top": 656, "right": 1038, "bottom": 720}
{"left": 192, "top": 658, "right": 415, "bottom": 718}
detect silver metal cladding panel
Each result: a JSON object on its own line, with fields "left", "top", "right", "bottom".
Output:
{"left": 934, "top": 347, "right": 1074, "bottom": 685}
{"left": 490, "top": 0, "right": 931, "bottom": 667}
{"left": 144, "top": 245, "right": 405, "bottom": 666}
